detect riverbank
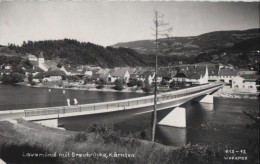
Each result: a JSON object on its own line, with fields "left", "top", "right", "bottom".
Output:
{"left": 34, "top": 85, "right": 145, "bottom": 93}
{"left": 0, "top": 119, "right": 251, "bottom": 164}
{"left": 24, "top": 81, "right": 147, "bottom": 93}
{"left": 213, "top": 85, "right": 259, "bottom": 99}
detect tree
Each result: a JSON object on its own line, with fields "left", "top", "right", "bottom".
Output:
{"left": 127, "top": 78, "right": 138, "bottom": 87}
{"left": 137, "top": 80, "right": 144, "bottom": 88}
{"left": 1, "top": 74, "right": 12, "bottom": 83}
{"left": 10, "top": 72, "right": 24, "bottom": 83}
{"left": 142, "top": 78, "right": 152, "bottom": 93}
{"left": 12, "top": 66, "right": 24, "bottom": 74}
{"left": 151, "top": 10, "right": 172, "bottom": 142}
{"left": 114, "top": 79, "right": 124, "bottom": 91}
{"left": 1, "top": 73, "right": 24, "bottom": 84}
{"left": 169, "top": 80, "right": 176, "bottom": 89}
{"left": 96, "top": 78, "right": 106, "bottom": 89}
{"left": 23, "top": 59, "right": 33, "bottom": 69}
{"left": 160, "top": 78, "right": 168, "bottom": 86}
{"left": 57, "top": 63, "right": 62, "bottom": 68}
{"left": 28, "top": 73, "right": 33, "bottom": 83}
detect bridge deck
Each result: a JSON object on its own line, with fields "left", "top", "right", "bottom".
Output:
{"left": 19, "top": 83, "right": 222, "bottom": 120}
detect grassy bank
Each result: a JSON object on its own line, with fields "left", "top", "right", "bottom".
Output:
{"left": 0, "top": 119, "right": 257, "bottom": 164}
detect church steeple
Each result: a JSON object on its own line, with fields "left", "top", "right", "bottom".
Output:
{"left": 38, "top": 51, "right": 45, "bottom": 64}
{"left": 39, "top": 51, "right": 44, "bottom": 58}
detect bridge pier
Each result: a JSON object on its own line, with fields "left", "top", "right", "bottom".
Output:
{"left": 158, "top": 107, "right": 186, "bottom": 128}
{"left": 199, "top": 94, "right": 213, "bottom": 104}
{"left": 192, "top": 94, "right": 214, "bottom": 104}
{"left": 0, "top": 158, "right": 6, "bottom": 164}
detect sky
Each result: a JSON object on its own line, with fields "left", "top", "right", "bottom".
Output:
{"left": 0, "top": 1, "right": 259, "bottom": 46}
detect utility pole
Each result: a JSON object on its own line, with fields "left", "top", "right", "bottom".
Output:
{"left": 151, "top": 10, "right": 172, "bottom": 142}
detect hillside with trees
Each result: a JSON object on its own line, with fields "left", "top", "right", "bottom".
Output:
{"left": 7, "top": 39, "right": 194, "bottom": 68}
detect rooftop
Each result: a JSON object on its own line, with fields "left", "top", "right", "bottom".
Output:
{"left": 176, "top": 66, "right": 207, "bottom": 79}
{"left": 111, "top": 68, "right": 129, "bottom": 77}
{"left": 45, "top": 60, "right": 58, "bottom": 70}
{"left": 240, "top": 74, "right": 260, "bottom": 80}
{"left": 39, "top": 52, "right": 44, "bottom": 58}
{"left": 219, "top": 69, "right": 238, "bottom": 76}
{"left": 208, "top": 67, "right": 219, "bottom": 76}
{"left": 45, "top": 70, "right": 66, "bottom": 77}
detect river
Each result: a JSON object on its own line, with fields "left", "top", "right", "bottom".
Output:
{"left": 0, "top": 84, "right": 259, "bottom": 149}
{"left": 0, "top": 84, "right": 148, "bottom": 110}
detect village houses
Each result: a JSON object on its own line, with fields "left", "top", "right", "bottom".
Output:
{"left": 22, "top": 52, "right": 259, "bottom": 93}
{"left": 0, "top": 64, "right": 12, "bottom": 75}
{"left": 172, "top": 65, "right": 209, "bottom": 85}
{"left": 107, "top": 67, "right": 130, "bottom": 83}
{"left": 27, "top": 52, "right": 58, "bottom": 72}
{"left": 43, "top": 70, "right": 66, "bottom": 82}
{"left": 218, "top": 69, "right": 239, "bottom": 84}
{"left": 232, "top": 74, "right": 260, "bottom": 93}
{"left": 132, "top": 67, "right": 155, "bottom": 84}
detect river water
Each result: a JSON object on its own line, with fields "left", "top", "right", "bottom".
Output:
{"left": 0, "top": 84, "right": 148, "bottom": 110}
{"left": 0, "top": 84, "right": 259, "bottom": 149}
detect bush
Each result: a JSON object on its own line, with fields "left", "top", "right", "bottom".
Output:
{"left": 127, "top": 78, "right": 138, "bottom": 87}
{"left": 95, "top": 78, "right": 106, "bottom": 88}
{"left": 1, "top": 74, "right": 12, "bottom": 83}
{"left": 96, "top": 85, "right": 104, "bottom": 89}
{"left": 142, "top": 86, "right": 151, "bottom": 93}
{"left": 28, "top": 73, "right": 33, "bottom": 83}
{"left": 73, "top": 133, "right": 88, "bottom": 142}
{"left": 160, "top": 79, "right": 169, "bottom": 86}
{"left": 30, "top": 81, "right": 36, "bottom": 85}
{"left": 68, "top": 75, "right": 80, "bottom": 83}
{"left": 65, "top": 85, "right": 73, "bottom": 88}
{"left": 1, "top": 72, "right": 24, "bottom": 84}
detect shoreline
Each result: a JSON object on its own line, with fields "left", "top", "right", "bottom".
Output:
{"left": 213, "top": 93, "right": 259, "bottom": 99}
{"left": 32, "top": 84, "right": 146, "bottom": 93}
{"left": 6, "top": 82, "right": 260, "bottom": 99}
{"left": 212, "top": 85, "right": 259, "bottom": 99}
{"left": 10, "top": 82, "right": 146, "bottom": 93}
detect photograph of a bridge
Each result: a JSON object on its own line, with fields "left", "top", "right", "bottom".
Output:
{"left": 0, "top": 0, "right": 259, "bottom": 164}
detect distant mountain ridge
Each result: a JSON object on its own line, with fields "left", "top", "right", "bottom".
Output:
{"left": 112, "top": 28, "right": 260, "bottom": 56}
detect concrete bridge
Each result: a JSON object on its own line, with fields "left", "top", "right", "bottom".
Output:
{"left": 0, "top": 83, "right": 222, "bottom": 128}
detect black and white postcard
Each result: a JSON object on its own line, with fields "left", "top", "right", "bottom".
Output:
{"left": 0, "top": 0, "right": 259, "bottom": 163}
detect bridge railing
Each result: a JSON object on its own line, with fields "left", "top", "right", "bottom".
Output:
{"left": 24, "top": 83, "right": 222, "bottom": 117}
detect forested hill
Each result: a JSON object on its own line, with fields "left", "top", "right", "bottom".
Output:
{"left": 112, "top": 28, "right": 260, "bottom": 56}
{"left": 7, "top": 39, "right": 193, "bottom": 67}
{"left": 7, "top": 39, "right": 144, "bottom": 67}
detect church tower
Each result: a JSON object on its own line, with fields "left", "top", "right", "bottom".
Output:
{"left": 38, "top": 51, "right": 45, "bottom": 65}
{"left": 38, "top": 51, "right": 48, "bottom": 72}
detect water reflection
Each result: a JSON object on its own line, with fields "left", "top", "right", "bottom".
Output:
{"left": 157, "top": 125, "right": 187, "bottom": 146}
{"left": 199, "top": 103, "right": 214, "bottom": 111}
{"left": 155, "top": 102, "right": 215, "bottom": 146}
